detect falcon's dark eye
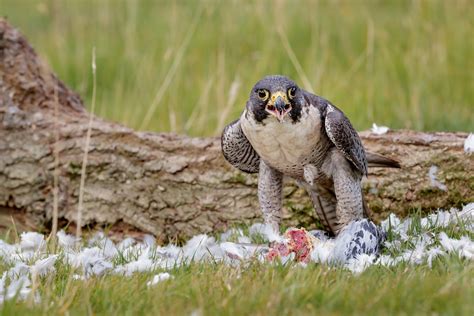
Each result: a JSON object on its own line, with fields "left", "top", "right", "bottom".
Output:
{"left": 257, "top": 89, "right": 269, "bottom": 101}
{"left": 288, "top": 87, "right": 297, "bottom": 99}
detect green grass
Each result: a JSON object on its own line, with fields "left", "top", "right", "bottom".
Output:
{"left": 1, "top": 259, "right": 473, "bottom": 315}
{"left": 1, "top": 210, "right": 473, "bottom": 315}
{"left": 1, "top": 0, "right": 473, "bottom": 135}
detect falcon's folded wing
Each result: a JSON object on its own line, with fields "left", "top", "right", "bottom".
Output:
{"left": 221, "top": 119, "right": 260, "bottom": 173}
{"left": 323, "top": 103, "right": 368, "bottom": 175}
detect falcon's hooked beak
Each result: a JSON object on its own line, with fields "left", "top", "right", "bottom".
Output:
{"left": 266, "top": 91, "right": 292, "bottom": 122}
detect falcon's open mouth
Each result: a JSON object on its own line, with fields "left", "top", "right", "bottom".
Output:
{"left": 266, "top": 91, "right": 292, "bottom": 122}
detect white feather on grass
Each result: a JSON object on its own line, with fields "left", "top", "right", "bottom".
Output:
{"left": 0, "top": 203, "right": 473, "bottom": 304}
{"left": 428, "top": 165, "right": 448, "bottom": 191}
{"left": 0, "top": 262, "right": 34, "bottom": 304}
{"left": 143, "top": 235, "right": 156, "bottom": 247}
{"left": 56, "top": 230, "right": 79, "bottom": 249}
{"left": 371, "top": 123, "right": 389, "bottom": 135}
{"left": 464, "top": 133, "right": 474, "bottom": 154}
{"left": 65, "top": 247, "right": 113, "bottom": 278}
{"left": 115, "top": 257, "right": 155, "bottom": 276}
{"left": 147, "top": 272, "right": 173, "bottom": 287}
{"left": 0, "top": 241, "right": 17, "bottom": 264}
{"left": 4, "top": 275, "right": 32, "bottom": 302}
{"left": 310, "top": 240, "right": 335, "bottom": 263}
{"left": 376, "top": 255, "right": 398, "bottom": 267}
{"left": 426, "top": 247, "right": 444, "bottom": 268}
{"left": 439, "top": 232, "right": 474, "bottom": 259}
{"left": 117, "top": 237, "right": 136, "bottom": 251}
{"left": 114, "top": 247, "right": 157, "bottom": 276}
{"left": 31, "top": 255, "right": 58, "bottom": 277}
{"left": 20, "top": 232, "right": 45, "bottom": 252}
{"left": 220, "top": 242, "right": 247, "bottom": 260}
{"left": 249, "top": 223, "right": 285, "bottom": 243}
{"left": 182, "top": 234, "right": 223, "bottom": 262}
{"left": 345, "top": 254, "right": 376, "bottom": 274}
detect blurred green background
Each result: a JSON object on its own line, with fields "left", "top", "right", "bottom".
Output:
{"left": 1, "top": 0, "right": 473, "bottom": 135}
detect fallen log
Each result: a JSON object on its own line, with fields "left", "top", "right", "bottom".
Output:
{"left": 0, "top": 19, "right": 472, "bottom": 242}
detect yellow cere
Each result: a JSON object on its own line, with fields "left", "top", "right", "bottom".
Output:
{"left": 270, "top": 91, "right": 288, "bottom": 103}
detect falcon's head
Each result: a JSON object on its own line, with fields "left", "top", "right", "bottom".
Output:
{"left": 247, "top": 75, "right": 305, "bottom": 123}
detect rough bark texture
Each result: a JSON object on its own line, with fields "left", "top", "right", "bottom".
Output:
{"left": 0, "top": 19, "right": 472, "bottom": 242}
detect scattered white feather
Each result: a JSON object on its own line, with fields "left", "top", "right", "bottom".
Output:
{"left": 399, "top": 240, "right": 428, "bottom": 265}
{"left": 0, "top": 204, "right": 473, "bottom": 305}
{"left": 371, "top": 123, "right": 389, "bottom": 135}
{"left": 154, "top": 245, "right": 184, "bottom": 269}
{"left": 115, "top": 258, "right": 155, "bottom": 276}
{"left": 0, "top": 262, "right": 34, "bottom": 304}
{"left": 190, "top": 310, "right": 202, "bottom": 316}
{"left": 421, "top": 211, "right": 449, "bottom": 229}
{"left": 87, "top": 235, "right": 118, "bottom": 259}
{"left": 249, "top": 223, "right": 285, "bottom": 243}
{"left": 383, "top": 239, "right": 402, "bottom": 252}
{"left": 439, "top": 232, "right": 474, "bottom": 259}
{"left": 101, "top": 238, "right": 119, "bottom": 259}
{"left": 280, "top": 253, "right": 296, "bottom": 265}
{"left": 31, "top": 255, "right": 58, "bottom": 277}
{"left": 464, "top": 133, "right": 474, "bottom": 154}
{"left": 157, "top": 244, "right": 182, "bottom": 259}
{"left": 72, "top": 274, "right": 85, "bottom": 281}
{"left": 309, "top": 230, "right": 330, "bottom": 241}
{"left": 310, "top": 241, "right": 335, "bottom": 263}
{"left": 88, "top": 231, "right": 106, "bottom": 245}
{"left": 147, "top": 272, "right": 173, "bottom": 287}
{"left": 115, "top": 247, "right": 156, "bottom": 276}
{"left": 5, "top": 262, "right": 30, "bottom": 279}
{"left": 5, "top": 275, "right": 32, "bottom": 301}
{"left": 121, "top": 243, "right": 148, "bottom": 261}
{"left": 182, "top": 234, "right": 222, "bottom": 261}
{"left": 237, "top": 236, "right": 252, "bottom": 244}
{"left": 0, "top": 240, "right": 17, "bottom": 263}
{"left": 426, "top": 247, "right": 445, "bottom": 268}
{"left": 142, "top": 235, "right": 156, "bottom": 247}
{"left": 345, "top": 254, "right": 376, "bottom": 274}
{"left": 20, "top": 232, "right": 45, "bottom": 252}
{"left": 458, "top": 203, "right": 474, "bottom": 220}
{"left": 376, "top": 255, "right": 398, "bottom": 267}
{"left": 68, "top": 247, "right": 113, "bottom": 278}
{"left": 428, "top": 165, "right": 447, "bottom": 191}
{"left": 381, "top": 213, "right": 402, "bottom": 233}
{"left": 56, "top": 230, "right": 78, "bottom": 249}
{"left": 220, "top": 242, "right": 247, "bottom": 260}
{"left": 0, "top": 275, "right": 5, "bottom": 303}
{"left": 220, "top": 228, "right": 245, "bottom": 242}
{"left": 117, "top": 237, "right": 136, "bottom": 251}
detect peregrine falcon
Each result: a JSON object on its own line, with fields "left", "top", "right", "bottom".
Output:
{"left": 221, "top": 75, "right": 399, "bottom": 240}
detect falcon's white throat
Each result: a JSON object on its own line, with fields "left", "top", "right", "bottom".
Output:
{"left": 241, "top": 106, "right": 322, "bottom": 175}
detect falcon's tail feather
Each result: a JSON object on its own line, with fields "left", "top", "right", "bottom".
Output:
{"left": 366, "top": 151, "right": 401, "bottom": 169}
{"left": 302, "top": 183, "right": 338, "bottom": 236}
{"left": 362, "top": 194, "right": 373, "bottom": 219}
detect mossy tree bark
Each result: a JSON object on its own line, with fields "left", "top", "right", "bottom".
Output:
{"left": 1, "top": 19, "right": 472, "bottom": 242}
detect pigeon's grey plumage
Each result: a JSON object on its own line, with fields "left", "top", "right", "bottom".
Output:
{"left": 331, "top": 219, "right": 386, "bottom": 262}
{"left": 221, "top": 75, "right": 399, "bottom": 239}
